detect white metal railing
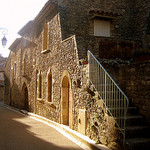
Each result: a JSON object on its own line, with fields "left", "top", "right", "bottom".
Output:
{"left": 88, "top": 50, "right": 129, "bottom": 143}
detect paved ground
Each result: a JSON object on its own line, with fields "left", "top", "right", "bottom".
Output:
{"left": 0, "top": 103, "right": 82, "bottom": 150}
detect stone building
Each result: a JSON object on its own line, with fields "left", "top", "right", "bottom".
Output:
{"left": 4, "top": 0, "right": 150, "bottom": 149}
{"left": 0, "top": 55, "right": 6, "bottom": 102}
{"left": 0, "top": 71, "right": 4, "bottom": 101}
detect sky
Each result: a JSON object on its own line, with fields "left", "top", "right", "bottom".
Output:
{"left": 0, "top": 0, "right": 48, "bottom": 57}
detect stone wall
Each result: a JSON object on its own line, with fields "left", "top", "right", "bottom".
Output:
{"left": 0, "top": 71, "right": 5, "bottom": 101}
{"left": 88, "top": 37, "right": 139, "bottom": 59}
{"left": 103, "top": 60, "right": 150, "bottom": 124}
{"left": 58, "top": 0, "right": 134, "bottom": 58}
{"left": 0, "top": 87, "right": 4, "bottom": 101}
{"left": 4, "top": 7, "right": 121, "bottom": 149}
{"left": 122, "top": 61, "right": 150, "bottom": 124}
{"left": 4, "top": 55, "right": 11, "bottom": 105}
{"left": 84, "top": 93, "right": 121, "bottom": 150}
{"left": 133, "top": 0, "right": 150, "bottom": 42}
{"left": 4, "top": 11, "right": 88, "bottom": 128}
{"left": 4, "top": 1, "right": 150, "bottom": 149}
{"left": 57, "top": 0, "right": 150, "bottom": 58}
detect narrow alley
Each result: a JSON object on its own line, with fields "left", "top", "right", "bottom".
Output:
{"left": 0, "top": 102, "right": 82, "bottom": 150}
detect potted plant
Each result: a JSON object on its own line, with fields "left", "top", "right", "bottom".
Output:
{"left": 80, "top": 57, "right": 88, "bottom": 65}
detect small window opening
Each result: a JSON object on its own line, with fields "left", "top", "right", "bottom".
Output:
{"left": 43, "top": 20, "right": 48, "bottom": 50}
{"left": 13, "top": 63, "right": 17, "bottom": 79}
{"left": 94, "top": 19, "right": 110, "bottom": 37}
{"left": 23, "top": 58, "right": 26, "bottom": 75}
{"left": 48, "top": 72, "right": 52, "bottom": 102}
{"left": 38, "top": 71, "right": 42, "bottom": 98}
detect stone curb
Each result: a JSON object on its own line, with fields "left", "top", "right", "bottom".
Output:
{"left": 1, "top": 103, "right": 109, "bottom": 150}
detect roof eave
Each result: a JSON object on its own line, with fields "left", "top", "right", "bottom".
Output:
{"left": 9, "top": 38, "right": 22, "bottom": 51}
{"left": 18, "top": 21, "right": 33, "bottom": 36}
{"left": 18, "top": 1, "right": 58, "bottom": 36}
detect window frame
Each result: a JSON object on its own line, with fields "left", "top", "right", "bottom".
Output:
{"left": 94, "top": 19, "right": 111, "bottom": 37}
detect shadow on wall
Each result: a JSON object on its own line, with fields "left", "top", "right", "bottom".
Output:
{"left": 0, "top": 86, "right": 4, "bottom": 101}
{"left": 4, "top": 77, "right": 29, "bottom": 112}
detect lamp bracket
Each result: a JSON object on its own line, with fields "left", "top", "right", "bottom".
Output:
{"left": 0, "top": 28, "right": 8, "bottom": 35}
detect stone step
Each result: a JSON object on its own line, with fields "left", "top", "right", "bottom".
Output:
{"left": 97, "top": 91, "right": 125, "bottom": 96}
{"left": 108, "top": 107, "right": 138, "bottom": 116}
{"left": 127, "top": 107, "right": 138, "bottom": 116}
{"left": 114, "top": 115, "right": 146, "bottom": 127}
{"left": 125, "top": 115, "right": 146, "bottom": 126}
{"left": 125, "top": 138, "right": 150, "bottom": 150}
{"left": 126, "top": 126, "right": 150, "bottom": 139}
{"left": 101, "top": 100, "right": 128, "bottom": 109}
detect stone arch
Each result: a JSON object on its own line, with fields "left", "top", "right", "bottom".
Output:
{"left": 22, "top": 83, "right": 29, "bottom": 111}
{"left": 61, "top": 71, "right": 73, "bottom": 128}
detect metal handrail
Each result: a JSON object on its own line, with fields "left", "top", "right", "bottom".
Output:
{"left": 88, "top": 50, "right": 129, "bottom": 143}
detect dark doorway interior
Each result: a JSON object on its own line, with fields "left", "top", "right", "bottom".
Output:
{"left": 22, "top": 84, "right": 29, "bottom": 111}
{"left": 24, "top": 87, "right": 29, "bottom": 111}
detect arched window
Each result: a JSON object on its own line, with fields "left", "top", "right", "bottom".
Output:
{"left": 43, "top": 20, "right": 48, "bottom": 50}
{"left": 38, "top": 71, "right": 42, "bottom": 98}
{"left": 48, "top": 71, "right": 52, "bottom": 102}
{"left": 61, "top": 75, "right": 70, "bottom": 125}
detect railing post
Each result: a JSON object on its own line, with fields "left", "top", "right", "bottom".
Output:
{"left": 88, "top": 51, "right": 90, "bottom": 86}
{"left": 105, "top": 73, "right": 107, "bottom": 104}
{"left": 123, "top": 96, "right": 126, "bottom": 145}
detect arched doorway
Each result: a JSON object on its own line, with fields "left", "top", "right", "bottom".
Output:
{"left": 22, "top": 83, "right": 29, "bottom": 111}
{"left": 61, "top": 76, "right": 69, "bottom": 125}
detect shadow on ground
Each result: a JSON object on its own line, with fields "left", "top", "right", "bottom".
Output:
{"left": 0, "top": 103, "right": 82, "bottom": 150}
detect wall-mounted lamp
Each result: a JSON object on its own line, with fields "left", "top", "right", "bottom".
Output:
{"left": 0, "top": 28, "right": 8, "bottom": 47}
{"left": 1, "top": 36, "right": 7, "bottom": 47}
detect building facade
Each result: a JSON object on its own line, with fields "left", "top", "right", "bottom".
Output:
{"left": 0, "top": 71, "right": 4, "bottom": 101}
{"left": 4, "top": 0, "right": 150, "bottom": 149}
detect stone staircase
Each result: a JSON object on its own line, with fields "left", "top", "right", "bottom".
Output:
{"left": 88, "top": 50, "right": 150, "bottom": 149}
{"left": 89, "top": 86, "right": 150, "bottom": 150}
{"left": 125, "top": 105, "right": 150, "bottom": 150}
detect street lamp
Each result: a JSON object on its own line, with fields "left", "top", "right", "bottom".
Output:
{"left": 0, "top": 28, "right": 8, "bottom": 47}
